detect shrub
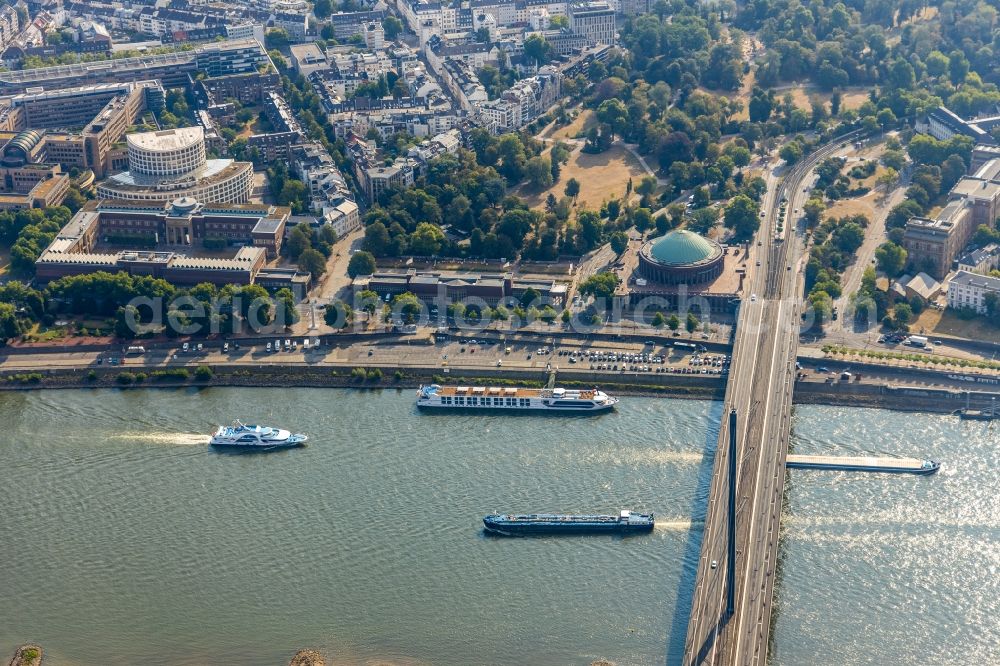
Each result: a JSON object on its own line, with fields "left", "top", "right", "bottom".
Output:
{"left": 134, "top": 372, "right": 146, "bottom": 382}
{"left": 194, "top": 365, "right": 213, "bottom": 381}
{"left": 116, "top": 372, "right": 136, "bottom": 385}
{"left": 85, "top": 369, "right": 97, "bottom": 381}
{"left": 151, "top": 368, "right": 190, "bottom": 381}
{"left": 10, "top": 372, "right": 43, "bottom": 384}
{"left": 351, "top": 367, "right": 367, "bottom": 381}
{"left": 366, "top": 368, "right": 383, "bottom": 382}
{"left": 394, "top": 370, "right": 404, "bottom": 381}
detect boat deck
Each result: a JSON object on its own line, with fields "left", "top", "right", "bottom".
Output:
{"left": 431, "top": 386, "right": 597, "bottom": 399}
{"left": 786, "top": 454, "right": 936, "bottom": 473}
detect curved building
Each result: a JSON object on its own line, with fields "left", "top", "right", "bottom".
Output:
{"left": 1, "top": 130, "right": 45, "bottom": 166}
{"left": 96, "top": 126, "right": 253, "bottom": 204}
{"left": 126, "top": 127, "right": 206, "bottom": 176}
{"left": 637, "top": 229, "right": 725, "bottom": 285}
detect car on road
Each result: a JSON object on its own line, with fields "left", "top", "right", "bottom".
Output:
{"left": 367, "top": 349, "right": 374, "bottom": 356}
{"left": 223, "top": 342, "right": 229, "bottom": 353}
{"left": 182, "top": 342, "right": 189, "bottom": 353}
{"left": 266, "top": 342, "right": 272, "bottom": 352}
{"left": 756, "top": 260, "right": 761, "bottom": 266}
{"left": 818, "top": 366, "right": 829, "bottom": 373}
{"left": 496, "top": 359, "right": 502, "bottom": 367}
{"left": 751, "top": 294, "right": 757, "bottom": 301}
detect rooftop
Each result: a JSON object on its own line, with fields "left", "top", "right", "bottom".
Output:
{"left": 126, "top": 126, "right": 203, "bottom": 153}
{"left": 646, "top": 230, "right": 721, "bottom": 266}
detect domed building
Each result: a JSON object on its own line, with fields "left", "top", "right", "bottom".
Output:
{"left": 637, "top": 229, "right": 725, "bottom": 285}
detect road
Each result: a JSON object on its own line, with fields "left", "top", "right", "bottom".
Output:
{"left": 683, "top": 132, "right": 861, "bottom": 665}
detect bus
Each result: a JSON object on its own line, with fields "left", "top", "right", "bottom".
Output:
{"left": 125, "top": 345, "right": 145, "bottom": 355}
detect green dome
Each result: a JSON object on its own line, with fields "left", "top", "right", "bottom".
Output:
{"left": 647, "top": 230, "right": 719, "bottom": 266}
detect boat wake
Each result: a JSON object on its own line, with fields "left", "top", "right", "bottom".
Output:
{"left": 110, "top": 432, "right": 211, "bottom": 446}
{"left": 583, "top": 448, "right": 704, "bottom": 466}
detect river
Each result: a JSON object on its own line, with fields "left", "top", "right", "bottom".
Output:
{"left": 0, "top": 389, "right": 994, "bottom": 665}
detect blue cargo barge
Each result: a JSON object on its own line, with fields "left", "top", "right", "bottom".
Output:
{"left": 483, "top": 510, "right": 654, "bottom": 536}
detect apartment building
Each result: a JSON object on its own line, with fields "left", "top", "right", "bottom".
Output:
{"left": 947, "top": 270, "right": 1000, "bottom": 314}
{"left": 568, "top": 1, "right": 615, "bottom": 46}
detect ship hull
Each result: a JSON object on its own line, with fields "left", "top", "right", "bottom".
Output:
{"left": 483, "top": 522, "right": 653, "bottom": 536}
{"left": 483, "top": 514, "right": 654, "bottom": 536}
{"left": 785, "top": 461, "right": 939, "bottom": 475}
{"left": 209, "top": 440, "right": 306, "bottom": 452}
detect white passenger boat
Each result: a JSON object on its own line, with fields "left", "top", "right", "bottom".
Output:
{"left": 209, "top": 421, "right": 308, "bottom": 451}
{"left": 416, "top": 384, "right": 618, "bottom": 412}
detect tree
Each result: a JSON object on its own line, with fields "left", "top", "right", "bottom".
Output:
{"left": 565, "top": 178, "right": 581, "bottom": 199}
{"left": 313, "top": 0, "right": 333, "bottom": 18}
{"left": 278, "top": 179, "right": 308, "bottom": 213}
{"left": 685, "top": 312, "right": 699, "bottom": 333}
{"left": 875, "top": 242, "right": 907, "bottom": 277}
{"left": 392, "top": 292, "right": 422, "bottom": 323}
{"left": 893, "top": 302, "right": 914, "bottom": 329}
{"left": 693, "top": 186, "right": 711, "bottom": 208}
{"left": 610, "top": 231, "right": 629, "bottom": 255}
{"left": 383, "top": 16, "right": 404, "bottom": 39}
{"left": 596, "top": 98, "right": 629, "bottom": 139}
{"left": 779, "top": 142, "right": 803, "bottom": 164}
{"left": 578, "top": 272, "right": 620, "bottom": 300}
{"left": 347, "top": 251, "right": 377, "bottom": 278}
{"left": 324, "top": 300, "right": 353, "bottom": 328}
{"left": 0, "top": 302, "right": 21, "bottom": 342}
{"left": 297, "top": 248, "right": 327, "bottom": 279}
{"left": 723, "top": 194, "right": 760, "bottom": 241}
{"left": 525, "top": 155, "right": 554, "bottom": 189}
{"left": 652, "top": 312, "right": 665, "bottom": 328}
{"left": 688, "top": 207, "right": 719, "bottom": 234}
{"left": 274, "top": 288, "right": 299, "bottom": 328}
{"left": 748, "top": 88, "right": 773, "bottom": 123}
{"left": 636, "top": 175, "right": 658, "bottom": 197}
{"left": 803, "top": 198, "right": 826, "bottom": 227}
{"left": 286, "top": 224, "right": 312, "bottom": 260}
{"left": 667, "top": 314, "right": 680, "bottom": 331}
{"left": 409, "top": 222, "right": 445, "bottom": 255}
{"left": 364, "top": 221, "right": 390, "bottom": 255}
{"left": 265, "top": 29, "right": 290, "bottom": 50}
{"left": 523, "top": 34, "right": 551, "bottom": 65}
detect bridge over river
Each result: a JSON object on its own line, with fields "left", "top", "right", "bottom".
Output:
{"left": 683, "top": 132, "right": 862, "bottom": 666}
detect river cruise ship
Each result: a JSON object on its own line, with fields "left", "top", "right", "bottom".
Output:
{"left": 416, "top": 384, "right": 618, "bottom": 412}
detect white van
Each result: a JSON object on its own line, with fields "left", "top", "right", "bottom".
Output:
{"left": 266, "top": 342, "right": 272, "bottom": 352}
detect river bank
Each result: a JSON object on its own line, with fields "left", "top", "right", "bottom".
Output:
{"left": 0, "top": 363, "right": 726, "bottom": 401}
{"left": 2, "top": 362, "right": 998, "bottom": 414}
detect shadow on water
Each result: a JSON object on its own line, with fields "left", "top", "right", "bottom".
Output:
{"left": 665, "top": 398, "right": 725, "bottom": 666}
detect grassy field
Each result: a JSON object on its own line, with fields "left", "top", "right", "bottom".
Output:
{"left": 516, "top": 144, "right": 649, "bottom": 211}
{"left": 912, "top": 308, "right": 1000, "bottom": 340}
{"left": 549, "top": 109, "right": 595, "bottom": 141}
{"left": 824, "top": 190, "right": 879, "bottom": 220}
